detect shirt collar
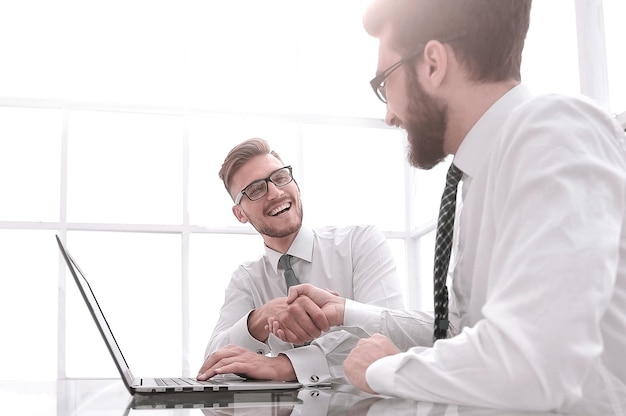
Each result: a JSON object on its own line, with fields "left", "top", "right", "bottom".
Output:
{"left": 453, "top": 84, "right": 534, "bottom": 179}
{"left": 265, "top": 226, "right": 314, "bottom": 273}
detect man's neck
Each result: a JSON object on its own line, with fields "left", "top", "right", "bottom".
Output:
{"left": 445, "top": 80, "right": 519, "bottom": 155}
{"left": 263, "top": 229, "right": 300, "bottom": 254}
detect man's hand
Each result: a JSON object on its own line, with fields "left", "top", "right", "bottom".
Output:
{"left": 268, "top": 283, "right": 345, "bottom": 344}
{"left": 196, "top": 345, "right": 296, "bottom": 382}
{"left": 247, "top": 297, "right": 290, "bottom": 342}
{"left": 343, "top": 333, "right": 400, "bottom": 394}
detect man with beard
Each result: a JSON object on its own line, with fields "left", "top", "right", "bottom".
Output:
{"left": 196, "top": 137, "right": 404, "bottom": 385}
{"left": 266, "top": 0, "right": 626, "bottom": 413}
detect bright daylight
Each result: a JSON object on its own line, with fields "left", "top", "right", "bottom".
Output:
{"left": 1, "top": 1, "right": 625, "bottom": 415}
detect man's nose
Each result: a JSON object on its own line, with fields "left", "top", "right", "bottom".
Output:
{"left": 385, "top": 108, "right": 398, "bottom": 127}
{"left": 266, "top": 181, "right": 284, "bottom": 199}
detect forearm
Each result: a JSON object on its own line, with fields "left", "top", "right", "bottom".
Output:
{"left": 282, "top": 328, "right": 370, "bottom": 384}
{"left": 343, "top": 299, "right": 436, "bottom": 349}
{"left": 206, "top": 311, "right": 268, "bottom": 357}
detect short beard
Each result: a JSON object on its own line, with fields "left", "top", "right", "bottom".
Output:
{"left": 404, "top": 67, "right": 448, "bottom": 170}
{"left": 249, "top": 203, "right": 304, "bottom": 239}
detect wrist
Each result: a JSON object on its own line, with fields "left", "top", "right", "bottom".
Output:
{"left": 275, "top": 354, "right": 297, "bottom": 381}
{"left": 330, "top": 298, "right": 346, "bottom": 326}
{"left": 247, "top": 309, "right": 269, "bottom": 342}
{"left": 335, "top": 298, "right": 346, "bottom": 326}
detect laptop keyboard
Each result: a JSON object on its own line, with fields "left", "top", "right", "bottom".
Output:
{"left": 155, "top": 377, "right": 221, "bottom": 387}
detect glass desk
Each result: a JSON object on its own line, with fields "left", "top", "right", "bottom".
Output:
{"left": 0, "top": 378, "right": 605, "bottom": 415}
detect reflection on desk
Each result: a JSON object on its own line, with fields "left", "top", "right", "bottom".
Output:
{"left": 0, "top": 379, "right": 619, "bottom": 415}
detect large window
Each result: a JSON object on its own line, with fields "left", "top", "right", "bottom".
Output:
{"left": 0, "top": 0, "right": 623, "bottom": 381}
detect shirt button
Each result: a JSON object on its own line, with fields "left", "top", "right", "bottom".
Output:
{"left": 256, "top": 349, "right": 264, "bottom": 355}
{"left": 309, "top": 375, "right": 319, "bottom": 383}
{"left": 309, "top": 390, "right": 320, "bottom": 397}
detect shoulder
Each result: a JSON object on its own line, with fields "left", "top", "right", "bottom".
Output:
{"left": 499, "top": 93, "right": 625, "bottom": 159}
{"left": 510, "top": 93, "right": 622, "bottom": 138}
{"left": 234, "top": 255, "right": 267, "bottom": 278}
{"left": 312, "top": 225, "right": 386, "bottom": 252}
{"left": 312, "top": 224, "right": 382, "bottom": 239}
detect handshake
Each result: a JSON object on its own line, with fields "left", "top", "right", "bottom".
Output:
{"left": 271, "top": 283, "right": 401, "bottom": 394}
{"left": 266, "top": 283, "right": 346, "bottom": 345}
{"left": 199, "top": 283, "right": 401, "bottom": 394}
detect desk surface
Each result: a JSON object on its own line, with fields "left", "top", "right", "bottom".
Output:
{"left": 0, "top": 378, "right": 594, "bottom": 415}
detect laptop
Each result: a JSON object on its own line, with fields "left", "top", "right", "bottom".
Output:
{"left": 55, "top": 235, "right": 305, "bottom": 396}
{"left": 129, "top": 389, "right": 302, "bottom": 411}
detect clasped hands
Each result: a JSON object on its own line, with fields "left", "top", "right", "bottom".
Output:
{"left": 198, "top": 284, "right": 400, "bottom": 394}
{"left": 269, "top": 284, "right": 401, "bottom": 394}
{"left": 266, "top": 283, "right": 345, "bottom": 344}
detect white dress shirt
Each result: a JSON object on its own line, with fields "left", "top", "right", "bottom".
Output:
{"left": 344, "top": 85, "right": 626, "bottom": 412}
{"left": 205, "top": 224, "right": 405, "bottom": 385}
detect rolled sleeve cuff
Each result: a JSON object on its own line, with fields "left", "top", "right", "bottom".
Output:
{"left": 230, "top": 311, "right": 270, "bottom": 355}
{"left": 365, "top": 352, "right": 402, "bottom": 396}
{"left": 282, "top": 345, "right": 331, "bottom": 386}
{"left": 343, "top": 299, "right": 384, "bottom": 335}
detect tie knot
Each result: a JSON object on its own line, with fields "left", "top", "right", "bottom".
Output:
{"left": 446, "top": 163, "right": 463, "bottom": 187}
{"left": 279, "top": 254, "right": 293, "bottom": 271}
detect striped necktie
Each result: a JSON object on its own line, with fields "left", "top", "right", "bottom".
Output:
{"left": 279, "top": 254, "right": 300, "bottom": 289}
{"left": 433, "top": 163, "right": 463, "bottom": 343}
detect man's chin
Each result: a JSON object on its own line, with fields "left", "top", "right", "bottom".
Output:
{"left": 408, "top": 150, "right": 444, "bottom": 170}
{"left": 257, "top": 221, "right": 302, "bottom": 239}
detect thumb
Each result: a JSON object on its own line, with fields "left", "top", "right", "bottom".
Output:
{"left": 286, "top": 283, "right": 308, "bottom": 303}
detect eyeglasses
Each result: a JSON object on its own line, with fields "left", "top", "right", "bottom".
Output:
{"left": 370, "top": 48, "right": 426, "bottom": 104}
{"left": 234, "top": 166, "right": 294, "bottom": 205}
{"left": 369, "top": 33, "right": 467, "bottom": 104}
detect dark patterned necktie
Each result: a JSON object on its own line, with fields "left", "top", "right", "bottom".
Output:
{"left": 433, "top": 163, "right": 463, "bottom": 343}
{"left": 279, "top": 254, "right": 300, "bottom": 289}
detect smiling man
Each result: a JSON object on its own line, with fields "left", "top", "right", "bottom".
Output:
{"left": 197, "top": 137, "right": 404, "bottom": 385}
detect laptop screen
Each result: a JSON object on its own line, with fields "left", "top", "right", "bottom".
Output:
{"left": 56, "top": 235, "right": 135, "bottom": 390}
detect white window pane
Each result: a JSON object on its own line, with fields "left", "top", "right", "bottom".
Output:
{"left": 188, "top": 115, "right": 300, "bottom": 227}
{"left": 302, "top": 124, "right": 406, "bottom": 231}
{"left": 0, "top": 2, "right": 65, "bottom": 99}
{"left": 185, "top": 0, "right": 298, "bottom": 113}
{"left": 0, "top": 1, "right": 185, "bottom": 105}
{"left": 67, "top": 111, "right": 183, "bottom": 224}
{"left": 188, "top": 233, "right": 264, "bottom": 374}
{"left": 297, "top": 0, "right": 384, "bottom": 118}
{"left": 61, "top": 0, "right": 185, "bottom": 106}
{"left": 0, "top": 230, "right": 58, "bottom": 380}
{"left": 0, "top": 108, "right": 61, "bottom": 222}
{"left": 522, "top": 0, "right": 580, "bottom": 96}
{"left": 412, "top": 158, "right": 451, "bottom": 228}
{"left": 65, "top": 232, "right": 181, "bottom": 378}
{"left": 604, "top": 1, "right": 626, "bottom": 114}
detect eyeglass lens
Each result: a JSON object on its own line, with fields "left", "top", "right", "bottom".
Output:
{"left": 245, "top": 167, "right": 293, "bottom": 201}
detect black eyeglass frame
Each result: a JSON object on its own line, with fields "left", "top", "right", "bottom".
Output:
{"left": 234, "top": 165, "right": 294, "bottom": 205}
{"left": 370, "top": 49, "right": 425, "bottom": 103}
{"left": 369, "top": 32, "right": 468, "bottom": 104}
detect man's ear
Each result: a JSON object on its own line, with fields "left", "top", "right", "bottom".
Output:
{"left": 232, "top": 205, "right": 249, "bottom": 224}
{"left": 422, "top": 40, "right": 448, "bottom": 88}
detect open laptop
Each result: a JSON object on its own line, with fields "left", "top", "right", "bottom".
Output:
{"left": 129, "top": 389, "right": 302, "bottom": 411}
{"left": 55, "top": 235, "right": 306, "bottom": 396}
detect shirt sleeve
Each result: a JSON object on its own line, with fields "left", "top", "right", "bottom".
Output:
{"left": 206, "top": 225, "right": 405, "bottom": 384}
{"left": 204, "top": 267, "right": 270, "bottom": 358}
{"left": 362, "top": 98, "right": 626, "bottom": 410}
{"left": 284, "top": 226, "right": 404, "bottom": 384}
{"left": 284, "top": 225, "right": 406, "bottom": 384}
{"left": 349, "top": 225, "right": 406, "bottom": 309}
